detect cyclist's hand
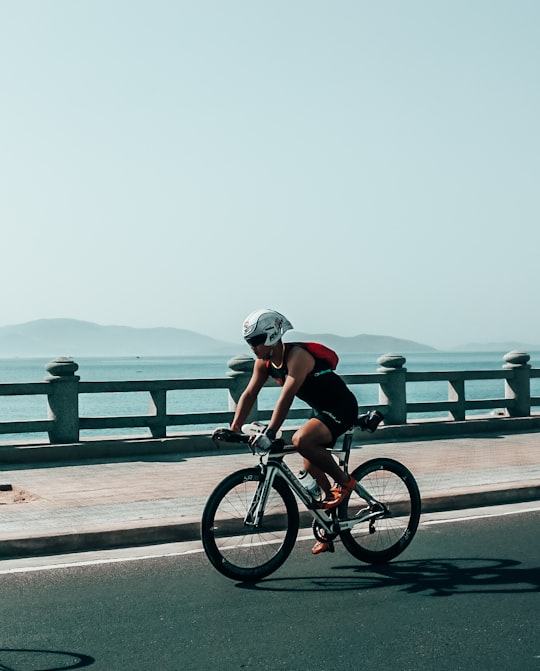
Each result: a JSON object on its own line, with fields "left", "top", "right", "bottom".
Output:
{"left": 212, "top": 427, "right": 239, "bottom": 441}
{"left": 212, "top": 427, "right": 225, "bottom": 440}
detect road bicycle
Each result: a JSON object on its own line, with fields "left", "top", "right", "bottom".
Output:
{"left": 201, "top": 411, "right": 421, "bottom": 582}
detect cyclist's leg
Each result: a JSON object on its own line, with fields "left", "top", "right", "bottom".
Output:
{"left": 293, "top": 419, "right": 353, "bottom": 554}
{"left": 292, "top": 418, "right": 350, "bottom": 487}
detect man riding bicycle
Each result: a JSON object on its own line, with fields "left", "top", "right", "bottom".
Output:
{"left": 227, "top": 309, "right": 359, "bottom": 553}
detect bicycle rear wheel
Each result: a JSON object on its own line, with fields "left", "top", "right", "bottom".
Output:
{"left": 201, "top": 468, "right": 299, "bottom": 582}
{"left": 339, "top": 458, "right": 421, "bottom": 564}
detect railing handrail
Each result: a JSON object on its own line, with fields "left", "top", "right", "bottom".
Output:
{"left": 0, "top": 351, "right": 537, "bottom": 444}
{"left": 78, "top": 377, "right": 232, "bottom": 393}
{"left": 0, "top": 381, "right": 49, "bottom": 396}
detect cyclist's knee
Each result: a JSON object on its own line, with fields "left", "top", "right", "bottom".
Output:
{"left": 292, "top": 424, "right": 331, "bottom": 455}
{"left": 292, "top": 430, "right": 309, "bottom": 454}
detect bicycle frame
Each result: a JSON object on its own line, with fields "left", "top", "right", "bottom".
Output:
{"left": 244, "top": 430, "right": 386, "bottom": 536}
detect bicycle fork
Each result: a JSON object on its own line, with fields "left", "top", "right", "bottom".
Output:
{"left": 244, "top": 465, "right": 278, "bottom": 527}
{"left": 244, "top": 463, "right": 334, "bottom": 533}
{"left": 244, "top": 460, "right": 318, "bottom": 528}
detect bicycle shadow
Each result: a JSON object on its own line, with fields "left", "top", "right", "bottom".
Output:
{"left": 0, "top": 648, "right": 94, "bottom": 671}
{"left": 236, "top": 557, "right": 540, "bottom": 596}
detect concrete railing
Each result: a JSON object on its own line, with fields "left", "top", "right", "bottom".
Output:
{"left": 0, "top": 351, "right": 539, "bottom": 447}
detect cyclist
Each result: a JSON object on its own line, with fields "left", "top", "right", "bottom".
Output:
{"left": 228, "top": 308, "right": 359, "bottom": 554}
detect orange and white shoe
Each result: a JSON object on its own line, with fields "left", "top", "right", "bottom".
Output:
{"left": 312, "top": 539, "right": 335, "bottom": 555}
{"left": 323, "top": 475, "right": 357, "bottom": 510}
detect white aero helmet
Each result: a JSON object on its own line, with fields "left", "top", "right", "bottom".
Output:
{"left": 242, "top": 309, "right": 293, "bottom": 347}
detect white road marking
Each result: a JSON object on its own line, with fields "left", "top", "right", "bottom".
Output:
{"left": 0, "top": 545, "right": 205, "bottom": 574}
{"left": 1, "top": 503, "right": 538, "bottom": 575}
{"left": 421, "top": 504, "right": 540, "bottom": 525}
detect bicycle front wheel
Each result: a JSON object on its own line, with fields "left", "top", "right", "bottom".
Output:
{"left": 201, "top": 468, "right": 299, "bottom": 582}
{"left": 339, "top": 458, "right": 421, "bottom": 564}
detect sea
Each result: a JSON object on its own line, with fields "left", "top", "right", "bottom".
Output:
{"left": 1, "top": 351, "right": 539, "bottom": 443}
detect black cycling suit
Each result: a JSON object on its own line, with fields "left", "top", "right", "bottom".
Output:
{"left": 266, "top": 342, "right": 358, "bottom": 445}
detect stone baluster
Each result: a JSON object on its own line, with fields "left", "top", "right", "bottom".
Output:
{"left": 46, "top": 357, "right": 80, "bottom": 444}
{"left": 149, "top": 389, "right": 167, "bottom": 438}
{"left": 227, "top": 355, "right": 257, "bottom": 423}
{"left": 503, "top": 351, "right": 531, "bottom": 417}
{"left": 449, "top": 377, "right": 466, "bottom": 421}
{"left": 377, "top": 353, "right": 407, "bottom": 425}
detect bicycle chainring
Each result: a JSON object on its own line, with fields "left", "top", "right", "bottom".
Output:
{"left": 312, "top": 519, "right": 338, "bottom": 543}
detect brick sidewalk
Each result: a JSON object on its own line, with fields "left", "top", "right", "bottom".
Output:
{"left": 1, "top": 431, "right": 539, "bottom": 558}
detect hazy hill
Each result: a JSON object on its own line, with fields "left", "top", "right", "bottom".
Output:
{"left": 286, "top": 332, "right": 436, "bottom": 353}
{"left": 451, "top": 341, "right": 540, "bottom": 352}
{"left": 0, "top": 319, "right": 238, "bottom": 357}
{"left": 0, "top": 319, "right": 437, "bottom": 357}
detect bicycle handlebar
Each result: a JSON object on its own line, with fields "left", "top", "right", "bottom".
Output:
{"left": 212, "top": 411, "right": 383, "bottom": 448}
{"left": 212, "top": 428, "right": 287, "bottom": 455}
{"left": 212, "top": 428, "right": 250, "bottom": 444}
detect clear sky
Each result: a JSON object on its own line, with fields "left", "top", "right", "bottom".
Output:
{"left": 1, "top": 1, "right": 539, "bottom": 349}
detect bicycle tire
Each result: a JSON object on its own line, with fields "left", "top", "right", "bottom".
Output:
{"left": 339, "top": 458, "right": 421, "bottom": 564}
{"left": 201, "top": 467, "right": 299, "bottom": 582}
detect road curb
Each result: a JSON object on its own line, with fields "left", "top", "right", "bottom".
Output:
{"left": 419, "top": 484, "right": 540, "bottom": 513}
{"left": 0, "top": 520, "right": 201, "bottom": 559}
{"left": 1, "top": 486, "right": 539, "bottom": 560}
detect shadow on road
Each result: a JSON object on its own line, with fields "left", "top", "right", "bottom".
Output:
{"left": 0, "top": 648, "right": 94, "bottom": 670}
{"left": 237, "top": 557, "right": 540, "bottom": 596}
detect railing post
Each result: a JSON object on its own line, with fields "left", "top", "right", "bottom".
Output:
{"left": 377, "top": 353, "right": 407, "bottom": 425}
{"left": 227, "top": 355, "right": 257, "bottom": 422}
{"left": 45, "top": 357, "right": 80, "bottom": 444}
{"left": 149, "top": 389, "right": 167, "bottom": 438}
{"left": 503, "top": 351, "right": 531, "bottom": 417}
{"left": 449, "top": 377, "right": 466, "bottom": 421}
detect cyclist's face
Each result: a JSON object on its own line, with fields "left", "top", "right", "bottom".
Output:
{"left": 249, "top": 343, "right": 272, "bottom": 360}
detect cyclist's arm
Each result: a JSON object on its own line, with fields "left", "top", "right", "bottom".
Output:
{"left": 230, "top": 359, "right": 269, "bottom": 432}
{"left": 267, "top": 347, "right": 315, "bottom": 435}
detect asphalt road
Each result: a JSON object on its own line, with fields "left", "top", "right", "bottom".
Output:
{"left": 1, "top": 504, "right": 539, "bottom": 671}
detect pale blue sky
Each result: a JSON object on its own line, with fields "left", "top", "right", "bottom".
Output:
{"left": 1, "top": 1, "right": 539, "bottom": 348}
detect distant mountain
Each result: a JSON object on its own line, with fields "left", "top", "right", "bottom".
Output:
{"left": 0, "top": 319, "right": 438, "bottom": 357}
{"left": 451, "top": 341, "right": 540, "bottom": 353}
{"left": 0, "top": 319, "right": 238, "bottom": 357}
{"left": 286, "top": 332, "right": 436, "bottom": 354}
